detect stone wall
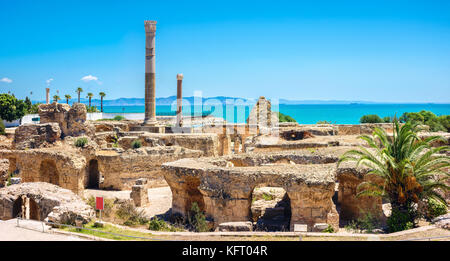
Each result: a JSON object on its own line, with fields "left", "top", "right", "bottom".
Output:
{"left": 13, "top": 123, "right": 61, "bottom": 149}
{"left": 0, "top": 149, "right": 86, "bottom": 195}
{"left": 96, "top": 146, "right": 203, "bottom": 190}
{"left": 162, "top": 152, "right": 340, "bottom": 232}
{"left": 39, "top": 102, "right": 94, "bottom": 138}
{"left": 336, "top": 165, "right": 384, "bottom": 221}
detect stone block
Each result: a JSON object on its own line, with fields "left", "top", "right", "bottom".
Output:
{"left": 312, "top": 223, "right": 329, "bottom": 232}
{"left": 218, "top": 221, "right": 253, "bottom": 232}
{"left": 293, "top": 224, "right": 308, "bottom": 232}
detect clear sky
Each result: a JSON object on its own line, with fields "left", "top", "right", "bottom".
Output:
{"left": 0, "top": 0, "right": 449, "bottom": 103}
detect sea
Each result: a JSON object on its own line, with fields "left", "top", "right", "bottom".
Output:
{"left": 101, "top": 103, "right": 450, "bottom": 124}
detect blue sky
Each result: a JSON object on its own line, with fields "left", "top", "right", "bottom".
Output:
{"left": 0, "top": 0, "right": 449, "bottom": 103}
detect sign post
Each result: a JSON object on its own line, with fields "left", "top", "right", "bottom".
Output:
{"left": 95, "top": 196, "right": 104, "bottom": 221}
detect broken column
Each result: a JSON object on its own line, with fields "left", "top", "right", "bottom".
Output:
{"left": 143, "top": 20, "right": 157, "bottom": 126}
{"left": 130, "top": 184, "right": 148, "bottom": 207}
{"left": 176, "top": 73, "right": 183, "bottom": 127}
{"left": 46, "top": 88, "right": 50, "bottom": 104}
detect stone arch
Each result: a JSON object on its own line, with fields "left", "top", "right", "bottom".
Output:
{"left": 184, "top": 176, "right": 205, "bottom": 214}
{"left": 39, "top": 159, "right": 60, "bottom": 185}
{"left": 87, "top": 159, "right": 100, "bottom": 189}
{"left": 249, "top": 184, "right": 292, "bottom": 231}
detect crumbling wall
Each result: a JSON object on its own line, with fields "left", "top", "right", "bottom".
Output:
{"left": 13, "top": 123, "right": 61, "bottom": 149}
{"left": 336, "top": 166, "right": 384, "bottom": 221}
{"left": 96, "top": 146, "right": 203, "bottom": 190}
{"left": 0, "top": 149, "right": 86, "bottom": 195}
{"left": 39, "top": 102, "right": 94, "bottom": 138}
{"left": 162, "top": 154, "right": 340, "bottom": 232}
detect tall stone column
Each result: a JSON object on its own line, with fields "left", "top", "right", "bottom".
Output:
{"left": 46, "top": 88, "right": 50, "bottom": 104}
{"left": 143, "top": 20, "right": 157, "bottom": 125}
{"left": 176, "top": 73, "right": 183, "bottom": 127}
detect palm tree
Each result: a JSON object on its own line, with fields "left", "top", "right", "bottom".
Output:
{"left": 53, "top": 95, "right": 61, "bottom": 103}
{"left": 86, "top": 92, "right": 94, "bottom": 107}
{"left": 76, "top": 87, "right": 83, "bottom": 103}
{"left": 99, "top": 92, "right": 106, "bottom": 112}
{"left": 338, "top": 120, "right": 449, "bottom": 231}
{"left": 65, "top": 94, "right": 72, "bottom": 104}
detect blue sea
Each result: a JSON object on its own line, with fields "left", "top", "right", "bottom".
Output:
{"left": 101, "top": 104, "right": 450, "bottom": 124}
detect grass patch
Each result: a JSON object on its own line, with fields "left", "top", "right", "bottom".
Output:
{"left": 60, "top": 221, "right": 158, "bottom": 241}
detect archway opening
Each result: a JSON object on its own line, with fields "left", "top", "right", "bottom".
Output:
{"left": 29, "top": 198, "right": 40, "bottom": 221}
{"left": 250, "top": 186, "right": 291, "bottom": 231}
{"left": 87, "top": 159, "right": 100, "bottom": 189}
{"left": 184, "top": 177, "right": 205, "bottom": 214}
{"left": 12, "top": 196, "right": 23, "bottom": 219}
{"left": 39, "top": 160, "right": 59, "bottom": 185}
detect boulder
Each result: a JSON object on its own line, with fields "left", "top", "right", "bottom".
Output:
{"left": 218, "top": 221, "right": 253, "bottom": 232}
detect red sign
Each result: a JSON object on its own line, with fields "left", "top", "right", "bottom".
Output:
{"left": 95, "top": 197, "right": 104, "bottom": 210}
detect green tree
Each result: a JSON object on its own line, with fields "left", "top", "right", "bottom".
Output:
{"left": 0, "top": 93, "right": 27, "bottom": 122}
{"left": 53, "top": 95, "right": 61, "bottom": 103}
{"left": 86, "top": 92, "right": 94, "bottom": 107}
{"left": 360, "top": 114, "right": 383, "bottom": 123}
{"left": 278, "top": 112, "right": 297, "bottom": 123}
{"left": 24, "top": 96, "right": 32, "bottom": 112}
{"left": 99, "top": 92, "right": 106, "bottom": 112}
{"left": 64, "top": 94, "right": 72, "bottom": 104}
{"left": 76, "top": 87, "right": 83, "bottom": 103}
{"left": 338, "top": 120, "right": 449, "bottom": 232}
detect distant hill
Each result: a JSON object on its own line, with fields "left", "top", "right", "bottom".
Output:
{"left": 33, "top": 96, "right": 255, "bottom": 106}
{"left": 32, "top": 96, "right": 400, "bottom": 106}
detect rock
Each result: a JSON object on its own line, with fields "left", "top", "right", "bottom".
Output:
{"left": 135, "top": 178, "right": 148, "bottom": 185}
{"left": 433, "top": 213, "right": 450, "bottom": 230}
{"left": 13, "top": 123, "right": 61, "bottom": 149}
{"left": 312, "top": 223, "right": 329, "bottom": 232}
{"left": 293, "top": 224, "right": 308, "bottom": 232}
{"left": 218, "top": 221, "right": 253, "bottom": 232}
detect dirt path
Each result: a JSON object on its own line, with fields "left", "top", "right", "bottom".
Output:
{"left": 0, "top": 219, "right": 90, "bottom": 241}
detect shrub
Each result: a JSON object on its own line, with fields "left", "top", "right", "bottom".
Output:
{"left": 74, "top": 137, "right": 88, "bottom": 148}
{"left": 131, "top": 139, "right": 142, "bottom": 149}
{"left": 360, "top": 114, "right": 383, "bottom": 123}
{"left": 113, "top": 115, "right": 125, "bottom": 121}
{"left": 322, "top": 224, "right": 335, "bottom": 233}
{"left": 383, "top": 116, "right": 392, "bottom": 123}
{"left": 188, "top": 202, "right": 209, "bottom": 232}
{"left": 148, "top": 217, "right": 169, "bottom": 231}
{"left": 317, "top": 120, "right": 332, "bottom": 124}
{"left": 261, "top": 192, "right": 274, "bottom": 201}
{"left": 0, "top": 119, "right": 5, "bottom": 135}
{"left": 400, "top": 111, "right": 449, "bottom": 132}
{"left": 86, "top": 105, "right": 99, "bottom": 113}
{"left": 345, "top": 210, "right": 380, "bottom": 233}
{"left": 116, "top": 201, "right": 147, "bottom": 226}
{"left": 387, "top": 208, "right": 415, "bottom": 233}
{"left": 424, "top": 198, "right": 448, "bottom": 220}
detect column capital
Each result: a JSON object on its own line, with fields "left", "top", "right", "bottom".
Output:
{"left": 177, "top": 73, "right": 184, "bottom": 80}
{"left": 144, "top": 20, "right": 157, "bottom": 33}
